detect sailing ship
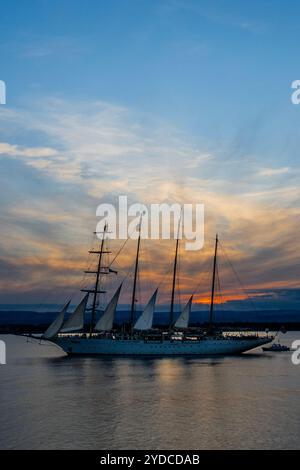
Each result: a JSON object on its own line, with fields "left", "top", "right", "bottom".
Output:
{"left": 41, "top": 219, "right": 273, "bottom": 356}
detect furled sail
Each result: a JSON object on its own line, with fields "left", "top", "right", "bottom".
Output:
{"left": 134, "top": 289, "right": 158, "bottom": 331}
{"left": 43, "top": 300, "right": 70, "bottom": 339}
{"left": 94, "top": 283, "right": 122, "bottom": 331}
{"left": 174, "top": 295, "right": 193, "bottom": 329}
{"left": 60, "top": 294, "right": 88, "bottom": 333}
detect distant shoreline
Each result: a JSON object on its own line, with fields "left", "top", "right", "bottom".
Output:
{"left": 1, "top": 322, "right": 300, "bottom": 335}
{"left": 1, "top": 308, "right": 300, "bottom": 334}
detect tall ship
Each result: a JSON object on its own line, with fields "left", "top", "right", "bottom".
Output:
{"left": 41, "top": 218, "right": 273, "bottom": 356}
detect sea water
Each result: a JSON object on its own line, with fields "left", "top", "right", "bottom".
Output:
{"left": 0, "top": 332, "right": 299, "bottom": 449}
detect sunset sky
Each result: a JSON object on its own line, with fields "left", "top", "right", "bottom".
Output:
{"left": 0, "top": 0, "right": 300, "bottom": 310}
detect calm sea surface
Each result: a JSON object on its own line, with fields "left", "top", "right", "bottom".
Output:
{"left": 0, "top": 332, "right": 299, "bottom": 450}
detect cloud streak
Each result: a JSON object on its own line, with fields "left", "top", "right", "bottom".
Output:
{"left": 258, "top": 167, "right": 290, "bottom": 177}
{"left": 0, "top": 142, "right": 57, "bottom": 158}
{"left": 0, "top": 98, "right": 299, "bottom": 307}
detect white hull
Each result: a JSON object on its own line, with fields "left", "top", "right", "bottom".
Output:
{"left": 54, "top": 335, "right": 273, "bottom": 356}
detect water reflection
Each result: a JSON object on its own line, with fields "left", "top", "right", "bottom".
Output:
{"left": 0, "top": 334, "right": 300, "bottom": 449}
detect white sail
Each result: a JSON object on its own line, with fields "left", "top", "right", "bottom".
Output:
{"left": 60, "top": 294, "right": 88, "bottom": 333}
{"left": 94, "top": 283, "right": 122, "bottom": 331}
{"left": 174, "top": 295, "right": 193, "bottom": 329}
{"left": 43, "top": 300, "right": 70, "bottom": 339}
{"left": 134, "top": 289, "right": 158, "bottom": 331}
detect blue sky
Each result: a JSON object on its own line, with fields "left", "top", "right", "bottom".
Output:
{"left": 0, "top": 0, "right": 300, "bottom": 307}
{"left": 2, "top": 0, "right": 300, "bottom": 135}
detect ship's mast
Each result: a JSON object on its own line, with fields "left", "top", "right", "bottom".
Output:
{"left": 130, "top": 215, "right": 142, "bottom": 335}
{"left": 169, "top": 213, "right": 181, "bottom": 332}
{"left": 82, "top": 223, "right": 110, "bottom": 337}
{"left": 208, "top": 233, "right": 218, "bottom": 332}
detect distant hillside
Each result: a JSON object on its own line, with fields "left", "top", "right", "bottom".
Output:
{"left": 0, "top": 307, "right": 300, "bottom": 333}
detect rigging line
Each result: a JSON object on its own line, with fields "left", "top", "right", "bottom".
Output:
{"left": 108, "top": 258, "right": 132, "bottom": 281}
{"left": 156, "top": 254, "right": 175, "bottom": 291}
{"left": 219, "top": 241, "right": 258, "bottom": 313}
{"left": 67, "top": 259, "right": 94, "bottom": 297}
{"left": 89, "top": 230, "right": 138, "bottom": 284}
{"left": 176, "top": 244, "right": 181, "bottom": 308}
{"left": 76, "top": 232, "right": 99, "bottom": 283}
{"left": 143, "top": 253, "right": 174, "bottom": 308}
{"left": 106, "top": 259, "right": 130, "bottom": 286}
{"left": 190, "top": 275, "right": 210, "bottom": 300}
{"left": 40, "top": 234, "right": 99, "bottom": 310}
{"left": 108, "top": 237, "right": 130, "bottom": 267}
{"left": 113, "top": 242, "right": 144, "bottom": 282}
{"left": 20, "top": 230, "right": 93, "bottom": 307}
{"left": 142, "top": 237, "right": 151, "bottom": 296}
{"left": 190, "top": 243, "right": 217, "bottom": 299}
{"left": 140, "top": 238, "right": 156, "bottom": 306}
{"left": 35, "top": 247, "right": 91, "bottom": 310}
{"left": 108, "top": 219, "right": 144, "bottom": 269}
{"left": 136, "top": 266, "right": 141, "bottom": 309}
{"left": 216, "top": 262, "right": 225, "bottom": 314}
